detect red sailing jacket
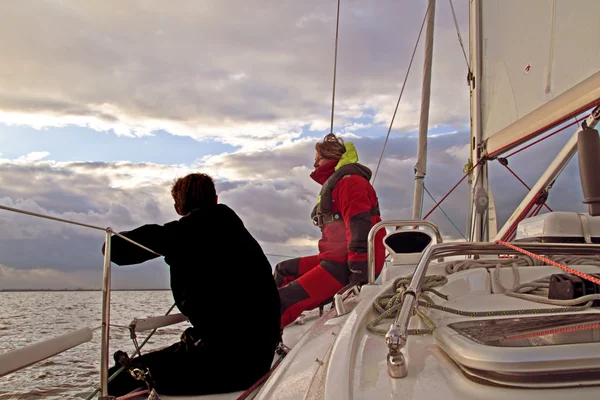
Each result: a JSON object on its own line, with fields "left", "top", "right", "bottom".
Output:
{"left": 310, "top": 144, "right": 386, "bottom": 283}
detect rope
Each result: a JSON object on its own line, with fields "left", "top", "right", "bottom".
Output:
{"left": 505, "top": 322, "right": 600, "bottom": 342}
{"left": 372, "top": 1, "right": 432, "bottom": 186}
{"left": 366, "top": 274, "right": 593, "bottom": 336}
{"left": 0, "top": 204, "right": 107, "bottom": 232}
{"left": 443, "top": 254, "right": 600, "bottom": 275}
{"left": 502, "top": 114, "right": 587, "bottom": 159}
{"left": 423, "top": 184, "right": 466, "bottom": 239}
{"left": 447, "top": 0, "right": 470, "bottom": 74}
{"left": 329, "top": 0, "right": 341, "bottom": 134}
{"left": 489, "top": 100, "right": 600, "bottom": 158}
{"left": 369, "top": 254, "right": 600, "bottom": 335}
{"left": 498, "top": 161, "right": 553, "bottom": 212}
{"left": 423, "top": 160, "right": 480, "bottom": 220}
{"left": 420, "top": 182, "right": 425, "bottom": 217}
{"left": 116, "top": 389, "right": 149, "bottom": 400}
{"left": 265, "top": 253, "right": 296, "bottom": 259}
{"left": 367, "top": 275, "right": 448, "bottom": 335}
{"left": 86, "top": 303, "right": 178, "bottom": 400}
{"left": 500, "top": 190, "right": 546, "bottom": 242}
{"left": 495, "top": 114, "right": 592, "bottom": 240}
{"left": 496, "top": 240, "right": 600, "bottom": 285}
{"left": 506, "top": 276, "right": 600, "bottom": 306}
{"left": 235, "top": 353, "right": 286, "bottom": 400}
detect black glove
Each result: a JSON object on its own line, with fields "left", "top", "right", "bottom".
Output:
{"left": 348, "top": 260, "right": 368, "bottom": 285}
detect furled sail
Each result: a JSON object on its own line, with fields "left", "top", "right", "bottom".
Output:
{"left": 477, "top": 0, "right": 600, "bottom": 157}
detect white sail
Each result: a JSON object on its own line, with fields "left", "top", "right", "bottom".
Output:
{"left": 479, "top": 0, "right": 600, "bottom": 157}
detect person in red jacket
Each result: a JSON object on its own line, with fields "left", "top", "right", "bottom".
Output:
{"left": 276, "top": 133, "right": 386, "bottom": 328}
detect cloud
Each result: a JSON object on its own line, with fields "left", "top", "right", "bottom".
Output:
{"left": 17, "top": 152, "right": 51, "bottom": 162}
{"left": 0, "top": 1, "right": 471, "bottom": 149}
{"left": 0, "top": 264, "right": 98, "bottom": 290}
{"left": 0, "top": 125, "right": 590, "bottom": 289}
{"left": 1, "top": 1, "right": 590, "bottom": 290}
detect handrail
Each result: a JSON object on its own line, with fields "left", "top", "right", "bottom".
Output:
{"left": 0, "top": 204, "right": 107, "bottom": 231}
{"left": 385, "top": 241, "right": 600, "bottom": 379}
{"left": 333, "top": 283, "right": 360, "bottom": 317}
{"left": 0, "top": 204, "right": 163, "bottom": 398}
{"left": 367, "top": 220, "right": 443, "bottom": 284}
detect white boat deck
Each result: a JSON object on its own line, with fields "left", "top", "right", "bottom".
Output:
{"left": 250, "top": 262, "right": 600, "bottom": 400}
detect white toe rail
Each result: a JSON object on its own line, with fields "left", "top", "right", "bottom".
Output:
{"left": 0, "top": 328, "right": 93, "bottom": 378}
{"left": 130, "top": 313, "right": 188, "bottom": 332}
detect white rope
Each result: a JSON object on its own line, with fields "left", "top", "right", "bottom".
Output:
{"left": 506, "top": 276, "right": 600, "bottom": 306}
{"left": 443, "top": 255, "right": 600, "bottom": 275}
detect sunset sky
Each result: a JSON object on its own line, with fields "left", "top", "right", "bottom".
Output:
{"left": 0, "top": 1, "right": 587, "bottom": 290}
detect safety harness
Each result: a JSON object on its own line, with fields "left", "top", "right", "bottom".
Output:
{"left": 311, "top": 162, "right": 380, "bottom": 228}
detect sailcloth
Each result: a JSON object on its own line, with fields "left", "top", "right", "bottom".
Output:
{"left": 477, "top": 0, "right": 600, "bottom": 156}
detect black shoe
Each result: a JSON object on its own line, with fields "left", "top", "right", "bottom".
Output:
{"left": 113, "top": 350, "right": 131, "bottom": 368}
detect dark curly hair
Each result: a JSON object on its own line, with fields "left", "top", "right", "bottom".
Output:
{"left": 171, "top": 173, "right": 217, "bottom": 215}
{"left": 315, "top": 133, "right": 346, "bottom": 160}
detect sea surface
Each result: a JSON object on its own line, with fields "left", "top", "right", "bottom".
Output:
{"left": 0, "top": 291, "right": 190, "bottom": 399}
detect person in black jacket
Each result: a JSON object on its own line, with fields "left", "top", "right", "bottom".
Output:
{"left": 103, "top": 173, "right": 281, "bottom": 396}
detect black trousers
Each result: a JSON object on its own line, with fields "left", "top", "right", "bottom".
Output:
{"left": 108, "top": 337, "right": 274, "bottom": 396}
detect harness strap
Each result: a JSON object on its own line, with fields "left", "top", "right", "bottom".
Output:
{"left": 312, "top": 204, "right": 380, "bottom": 228}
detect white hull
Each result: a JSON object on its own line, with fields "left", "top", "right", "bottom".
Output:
{"left": 252, "top": 261, "right": 600, "bottom": 399}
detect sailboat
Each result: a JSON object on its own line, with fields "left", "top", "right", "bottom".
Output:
{"left": 250, "top": 0, "right": 600, "bottom": 398}
{"left": 1, "top": 0, "right": 600, "bottom": 399}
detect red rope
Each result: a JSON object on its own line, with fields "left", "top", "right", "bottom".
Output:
{"left": 116, "top": 389, "right": 148, "bottom": 400}
{"left": 531, "top": 202, "right": 545, "bottom": 217}
{"left": 495, "top": 240, "right": 600, "bottom": 285}
{"left": 503, "top": 117, "right": 584, "bottom": 159}
{"left": 499, "top": 163, "right": 553, "bottom": 212}
{"left": 489, "top": 99, "right": 599, "bottom": 158}
{"left": 507, "top": 200, "right": 544, "bottom": 242}
{"left": 505, "top": 322, "right": 600, "bottom": 342}
{"left": 235, "top": 355, "right": 284, "bottom": 400}
{"left": 501, "top": 192, "right": 542, "bottom": 242}
{"left": 508, "top": 202, "right": 545, "bottom": 242}
{"left": 423, "top": 161, "right": 480, "bottom": 220}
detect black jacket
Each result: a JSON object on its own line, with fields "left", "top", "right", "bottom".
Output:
{"left": 103, "top": 204, "right": 280, "bottom": 350}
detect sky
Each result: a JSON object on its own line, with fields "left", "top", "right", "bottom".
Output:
{"left": 0, "top": 0, "right": 589, "bottom": 290}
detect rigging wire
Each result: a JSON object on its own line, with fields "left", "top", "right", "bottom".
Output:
{"left": 330, "top": 0, "right": 341, "bottom": 134}
{"left": 423, "top": 159, "right": 480, "bottom": 220}
{"left": 448, "top": 0, "right": 471, "bottom": 73}
{"left": 265, "top": 253, "right": 296, "bottom": 259}
{"left": 423, "top": 184, "right": 466, "bottom": 239}
{"left": 372, "top": 1, "right": 432, "bottom": 186}
{"left": 498, "top": 160, "right": 553, "bottom": 212}
{"left": 85, "top": 303, "right": 178, "bottom": 400}
{"left": 504, "top": 116, "right": 584, "bottom": 159}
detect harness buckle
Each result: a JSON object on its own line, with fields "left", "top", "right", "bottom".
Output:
{"left": 313, "top": 213, "right": 342, "bottom": 228}
{"left": 312, "top": 214, "right": 324, "bottom": 227}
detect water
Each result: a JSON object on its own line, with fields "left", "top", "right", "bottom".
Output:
{"left": 0, "top": 291, "right": 190, "bottom": 399}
